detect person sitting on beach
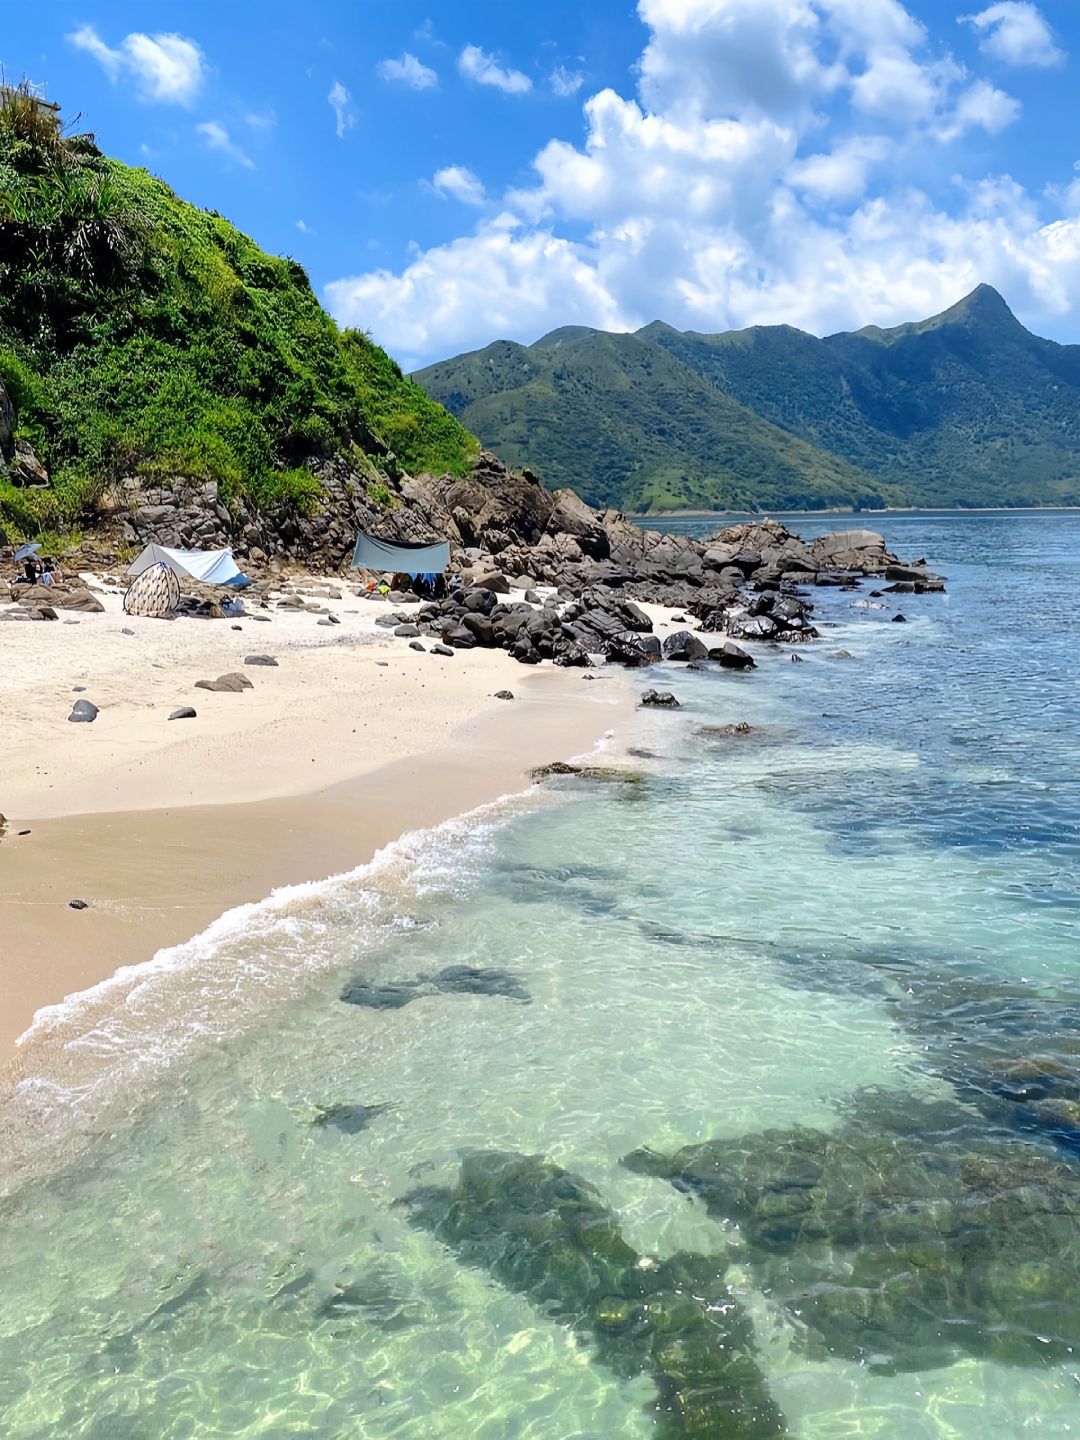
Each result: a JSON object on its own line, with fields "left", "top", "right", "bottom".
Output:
{"left": 39, "top": 558, "right": 54, "bottom": 586}
{"left": 21, "top": 554, "right": 41, "bottom": 585}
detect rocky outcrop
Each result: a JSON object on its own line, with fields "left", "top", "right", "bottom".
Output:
{"left": 0, "top": 379, "right": 49, "bottom": 489}
{"left": 0, "top": 378, "right": 14, "bottom": 464}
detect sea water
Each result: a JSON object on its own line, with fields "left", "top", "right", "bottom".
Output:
{"left": 1, "top": 511, "right": 1079, "bottom": 1438}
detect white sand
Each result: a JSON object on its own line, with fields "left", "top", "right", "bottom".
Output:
{"left": 0, "top": 576, "right": 547, "bottom": 819}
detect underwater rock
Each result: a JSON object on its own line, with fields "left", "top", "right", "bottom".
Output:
{"left": 401, "top": 1150, "right": 786, "bottom": 1439}
{"left": 625, "top": 1091, "right": 1080, "bottom": 1374}
{"left": 340, "top": 966, "right": 531, "bottom": 1009}
{"left": 531, "top": 761, "right": 646, "bottom": 788}
{"left": 339, "top": 979, "right": 421, "bottom": 1009}
{"left": 428, "top": 964, "right": 532, "bottom": 1002}
{"left": 315, "top": 1266, "right": 423, "bottom": 1333}
{"left": 313, "top": 1101, "right": 393, "bottom": 1134}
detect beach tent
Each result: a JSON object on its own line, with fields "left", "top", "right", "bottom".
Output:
{"left": 352, "top": 532, "right": 449, "bottom": 577}
{"left": 123, "top": 561, "right": 181, "bottom": 618}
{"left": 127, "top": 543, "right": 250, "bottom": 588}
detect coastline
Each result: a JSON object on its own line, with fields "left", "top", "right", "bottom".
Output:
{"left": 0, "top": 577, "right": 629, "bottom": 1074}
{"left": 633, "top": 503, "right": 1080, "bottom": 519}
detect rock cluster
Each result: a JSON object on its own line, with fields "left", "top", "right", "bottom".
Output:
{"left": 401, "top": 1150, "right": 786, "bottom": 1439}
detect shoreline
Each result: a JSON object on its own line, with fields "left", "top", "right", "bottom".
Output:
{"left": 1, "top": 667, "right": 625, "bottom": 1073}
{"left": 633, "top": 504, "right": 1080, "bottom": 519}
{"left": 0, "top": 575, "right": 632, "bottom": 1077}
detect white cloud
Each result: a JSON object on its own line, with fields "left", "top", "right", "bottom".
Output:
{"left": 68, "top": 24, "right": 205, "bottom": 105}
{"left": 325, "top": 0, "right": 1080, "bottom": 364}
{"left": 377, "top": 52, "right": 438, "bottom": 89}
{"left": 432, "top": 165, "right": 486, "bottom": 206}
{"left": 458, "top": 44, "right": 532, "bottom": 95}
{"left": 328, "top": 80, "right": 355, "bottom": 138}
{"left": 196, "top": 121, "right": 254, "bottom": 170}
{"left": 326, "top": 223, "right": 627, "bottom": 368}
{"left": 551, "top": 64, "right": 585, "bottom": 98}
{"left": 961, "top": 2, "right": 1065, "bottom": 68}
{"left": 245, "top": 109, "right": 276, "bottom": 131}
{"left": 937, "top": 78, "right": 1022, "bottom": 140}
{"left": 788, "top": 136, "right": 893, "bottom": 202}
{"left": 296, "top": 219, "right": 314, "bottom": 233}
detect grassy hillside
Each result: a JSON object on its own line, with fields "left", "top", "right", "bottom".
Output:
{"left": 417, "top": 286, "right": 1080, "bottom": 511}
{"left": 415, "top": 328, "right": 898, "bottom": 513}
{"left": 0, "top": 89, "right": 477, "bottom": 541}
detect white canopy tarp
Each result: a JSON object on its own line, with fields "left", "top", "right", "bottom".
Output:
{"left": 127, "top": 543, "right": 249, "bottom": 587}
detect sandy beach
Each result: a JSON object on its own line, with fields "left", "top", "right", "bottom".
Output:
{"left": 0, "top": 572, "right": 631, "bottom": 1070}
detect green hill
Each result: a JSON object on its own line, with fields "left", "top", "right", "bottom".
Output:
{"left": 0, "top": 88, "right": 477, "bottom": 542}
{"left": 415, "top": 285, "right": 1080, "bottom": 512}
{"left": 414, "top": 327, "right": 897, "bottom": 513}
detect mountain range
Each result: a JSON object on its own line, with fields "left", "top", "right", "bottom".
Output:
{"left": 414, "top": 286, "right": 1080, "bottom": 512}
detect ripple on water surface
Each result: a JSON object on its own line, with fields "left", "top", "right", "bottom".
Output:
{"left": 2, "top": 512, "right": 1080, "bottom": 1438}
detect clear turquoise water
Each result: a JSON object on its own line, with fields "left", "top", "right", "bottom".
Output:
{"left": 2, "top": 511, "right": 1079, "bottom": 1438}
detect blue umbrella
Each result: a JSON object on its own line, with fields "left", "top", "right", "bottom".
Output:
{"left": 14, "top": 542, "right": 42, "bottom": 562}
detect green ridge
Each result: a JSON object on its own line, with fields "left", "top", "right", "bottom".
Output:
{"left": 415, "top": 328, "right": 896, "bottom": 513}
{"left": 416, "top": 285, "right": 1080, "bottom": 512}
{"left": 0, "top": 91, "right": 478, "bottom": 541}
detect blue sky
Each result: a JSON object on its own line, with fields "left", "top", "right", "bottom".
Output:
{"left": 4, "top": 1, "right": 1080, "bottom": 367}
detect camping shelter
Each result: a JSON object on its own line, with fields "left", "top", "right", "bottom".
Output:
{"left": 351, "top": 533, "right": 449, "bottom": 578}
{"left": 127, "top": 544, "right": 250, "bottom": 587}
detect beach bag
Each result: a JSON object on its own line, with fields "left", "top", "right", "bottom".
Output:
{"left": 123, "top": 560, "right": 181, "bottom": 618}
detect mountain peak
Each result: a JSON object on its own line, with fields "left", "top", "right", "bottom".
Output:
{"left": 847, "top": 284, "right": 1024, "bottom": 346}
{"left": 946, "top": 284, "right": 1016, "bottom": 325}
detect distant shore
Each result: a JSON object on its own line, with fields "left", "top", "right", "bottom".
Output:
{"left": 635, "top": 504, "right": 1080, "bottom": 520}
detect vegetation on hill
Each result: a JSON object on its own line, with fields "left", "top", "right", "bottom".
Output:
{"left": 417, "top": 286, "right": 1080, "bottom": 512}
{"left": 415, "top": 328, "right": 898, "bottom": 513}
{"left": 0, "top": 87, "right": 477, "bottom": 541}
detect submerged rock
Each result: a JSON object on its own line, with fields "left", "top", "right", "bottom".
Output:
{"left": 640, "top": 689, "right": 681, "bottom": 709}
{"left": 625, "top": 1091, "right": 1080, "bottom": 1374}
{"left": 313, "top": 1101, "right": 393, "bottom": 1134}
{"left": 340, "top": 966, "right": 531, "bottom": 1009}
{"left": 401, "top": 1150, "right": 786, "bottom": 1438}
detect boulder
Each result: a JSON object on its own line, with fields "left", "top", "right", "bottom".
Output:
{"left": 244, "top": 654, "right": 278, "bottom": 666}
{"left": 661, "top": 629, "right": 709, "bottom": 662}
{"left": 709, "top": 641, "right": 756, "bottom": 670}
{"left": 430, "top": 644, "right": 455, "bottom": 657}
{"left": 169, "top": 707, "right": 197, "bottom": 720}
{"left": 194, "top": 673, "right": 254, "bottom": 692}
{"left": 640, "top": 689, "right": 680, "bottom": 709}
{"left": 68, "top": 700, "right": 99, "bottom": 723}
{"left": 0, "top": 377, "right": 13, "bottom": 462}
{"left": 393, "top": 623, "right": 420, "bottom": 638}
{"left": 810, "top": 529, "right": 890, "bottom": 573}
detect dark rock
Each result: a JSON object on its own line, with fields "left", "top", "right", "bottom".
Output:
{"left": 402, "top": 1150, "right": 786, "bottom": 1440}
{"left": 709, "top": 641, "right": 756, "bottom": 670}
{"left": 640, "top": 689, "right": 680, "bottom": 709}
{"left": 121, "top": 627, "right": 135, "bottom": 636}
{"left": 194, "top": 673, "right": 254, "bottom": 692}
{"left": 461, "top": 613, "right": 497, "bottom": 646}
{"left": 313, "top": 1102, "right": 393, "bottom": 1135}
{"left": 393, "top": 623, "right": 420, "bottom": 638}
{"left": 68, "top": 899, "right": 89, "bottom": 910}
{"left": 409, "top": 640, "right": 426, "bottom": 652}
{"left": 661, "top": 629, "right": 709, "bottom": 662}
{"left": 493, "top": 690, "right": 515, "bottom": 700}
{"left": 244, "top": 654, "right": 278, "bottom": 666}
{"left": 892, "top": 613, "right": 908, "bottom": 623}
{"left": 430, "top": 644, "right": 455, "bottom": 657}
{"left": 169, "top": 707, "right": 198, "bottom": 720}
{"left": 68, "top": 700, "right": 99, "bottom": 723}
